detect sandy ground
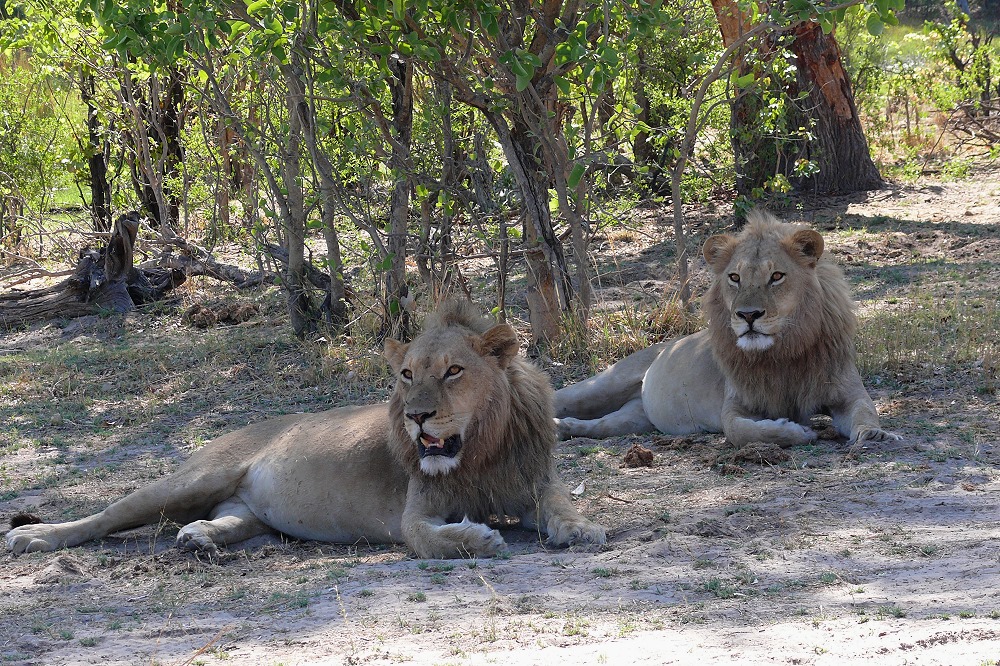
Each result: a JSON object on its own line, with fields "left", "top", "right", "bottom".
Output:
{"left": 2, "top": 175, "right": 999, "bottom": 665}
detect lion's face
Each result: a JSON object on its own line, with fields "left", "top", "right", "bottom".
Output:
{"left": 703, "top": 224, "right": 825, "bottom": 353}
{"left": 384, "top": 323, "right": 519, "bottom": 476}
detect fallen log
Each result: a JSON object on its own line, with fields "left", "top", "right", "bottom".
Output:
{"left": 0, "top": 213, "right": 271, "bottom": 329}
{"left": 1, "top": 213, "right": 146, "bottom": 327}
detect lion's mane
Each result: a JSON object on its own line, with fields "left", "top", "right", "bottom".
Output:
{"left": 387, "top": 301, "right": 558, "bottom": 521}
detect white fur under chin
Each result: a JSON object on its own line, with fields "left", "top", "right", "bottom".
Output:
{"left": 736, "top": 334, "right": 774, "bottom": 352}
{"left": 419, "top": 454, "right": 461, "bottom": 476}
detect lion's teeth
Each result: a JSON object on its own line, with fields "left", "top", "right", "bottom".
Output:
{"left": 421, "top": 434, "right": 443, "bottom": 447}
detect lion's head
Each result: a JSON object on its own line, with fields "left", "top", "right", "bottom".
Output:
{"left": 384, "top": 301, "right": 551, "bottom": 479}
{"left": 703, "top": 210, "right": 857, "bottom": 372}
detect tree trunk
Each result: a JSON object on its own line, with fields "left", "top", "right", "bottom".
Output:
{"left": 789, "top": 23, "right": 883, "bottom": 193}
{"left": 633, "top": 46, "right": 653, "bottom": 166}
{"left": 80, "top": 73, "right": 112, "bottom": 234}
{"left": 281, "top": 67, "right": 314, "bottom": 339}
{"left": 384, "top": 56, "right": 413, "bottom": 340}
{"left": 162, "top": 66, "right": 185, "bottom": 229}
{"left": 213, "top": 115, "right": 232, "bottom": 243}
{"left": 288, "top": 46, "right": 348, "bottom": 333}
{"left": 708, "top": 1, "right": 882, "bottom": 202}
{"left": 486, "top": 110, "right": 572, "bottom": 343}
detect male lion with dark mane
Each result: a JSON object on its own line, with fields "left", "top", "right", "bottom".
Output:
{"left": 7, "top": 301, "right": 606, "bottom": 559}
{"left": 556, "top": 210, "right": 899, "bottom": 448}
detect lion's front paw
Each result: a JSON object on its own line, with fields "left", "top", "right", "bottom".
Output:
{"left": 554, "top": 417, "right": 579, "bottom": 441}
{"left": 176, "top": 522, "right": 221, "bottom": 556}
{"left": 6, "top": 524, "right": 63, "bottom": 555}
{"left": 852, "top": 427, "right": 902, "bottom": 444}
{"left": 732, "top": 417, "right": 816, "bottom": 448}
{"left": 433, "top": 518, "right": 506, "bottom": 558}
{"left": 546, "top": 517, "right": 607, "bottom": 549}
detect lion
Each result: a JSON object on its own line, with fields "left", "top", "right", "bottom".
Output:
{"left": 7, "top": 301, "right": 606, "bottom": 559}
{"left": 555, "top": 210, "right": 900, "bottom": 448}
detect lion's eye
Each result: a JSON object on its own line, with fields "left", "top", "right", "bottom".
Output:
{"left": 445, "top": 365, "right": 463, "bottom": 379}
{"left": 770, "top": 271, "right": 785, "bottom": 284}
{"left": 728, "top": 273, "right": 740, "bottom": 285}
{"left": 401, "top": 369, "right": 412, "bottom": 380}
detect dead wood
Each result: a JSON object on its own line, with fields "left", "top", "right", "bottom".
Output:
{"left": 1, "top": 213, "right": 142, "bottom": 327}
{"left": 0, "top": 213, "right": 273, "bottom": 329}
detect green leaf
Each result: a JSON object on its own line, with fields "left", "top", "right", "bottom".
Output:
{"left": 866, "top": 13, "right": 884, "bottom": 36}
{"left": 591, "top": 69, "right": 605, "bottom": 91}
{"left": 553, "top": 75, "right": 570, "bottom": 95}
{"left": 567, "top": 162, "right": 586, "bottom": 189}
{"left": 230, "top": 21, "right": 251, "bottom": 38}
{"left": 246, "top": 0, "right": 269, "bottom": 16}
{"left": 482, "top": 13, "right": 498, "bottom": 37}
{"left": 522, "top": 51, "right": 543, "bottom": 69}
{"left": 734, "top": 72, "right": 755, "bottom": 88}
{"left": 515, "top": 71, "right": 532, "bottom": 92}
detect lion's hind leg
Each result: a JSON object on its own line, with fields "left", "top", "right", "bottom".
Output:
{"left": 554, "top": 343, "right": 665, "bottom": 420}
{"left": 556, "top": 397, "right": 655, "bottom": 439}
{"left": 176, "top": 497, "right": 275, "bottom": 556}
{"left": 7, "top": 457, "right": 249, "bottom": 555}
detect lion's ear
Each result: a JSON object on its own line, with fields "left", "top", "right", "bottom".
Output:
{"left": 703, "top": 234, "right": 736, "bottom": 271}
{"left": 784, "top": 229, "right": 825, "bottom": 268}
{"left": 383, "top": 338, "right": 409, "bottom": 373}
{"left": 476, "top": 324, "right": 520, "bottom": 369}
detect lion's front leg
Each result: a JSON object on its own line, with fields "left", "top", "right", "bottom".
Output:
{"left": 523, "top": 477, "right": 606, "bottom": 548}
{"left": 401, "top": 483, "right": 505, "bottom": 559}
{"left": 831, "top": 377, "right": 901, "bottom": 446}
{"left": 722, "top": 393, "right": 816, "bottom": 448}
{"left": 7, "top": 489, "right": 175, "bottom": 555}
{"left": 403, "top": 516, "right": 506, "bottom": 559}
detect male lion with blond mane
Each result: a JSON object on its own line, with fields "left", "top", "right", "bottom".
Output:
{"left": 556, "top": 210, "right": 899, "bottom": 448}
{"left": 7, "top": 301, "right": 605, "bottom": 558}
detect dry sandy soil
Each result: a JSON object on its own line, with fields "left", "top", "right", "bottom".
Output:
{"left": 1, "top": 174, "right": 999, "bottom": 666}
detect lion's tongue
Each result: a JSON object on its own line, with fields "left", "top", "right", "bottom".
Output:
{"left": 420, "top": 433, "right": 443, "bottom": 449}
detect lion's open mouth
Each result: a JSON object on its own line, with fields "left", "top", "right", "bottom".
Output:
{"left": 418, "top": 433, "right": 462, "bottom": 459}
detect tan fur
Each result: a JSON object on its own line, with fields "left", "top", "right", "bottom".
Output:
{"left": 556, "top": 210, "right": 899, "bottom": 448}
{"left": 7, "top": 301, "right": 605, "bottom": 559}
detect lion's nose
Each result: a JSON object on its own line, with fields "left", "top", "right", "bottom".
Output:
{"left": 407, "top": 410, "right": 436, "bottom": 425}
{"left": 736, "top": 309, "right": 765, "bottom": 326}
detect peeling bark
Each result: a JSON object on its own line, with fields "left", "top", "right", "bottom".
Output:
{"left": 789, "top": 23, "right": 883, "bottom": 193}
